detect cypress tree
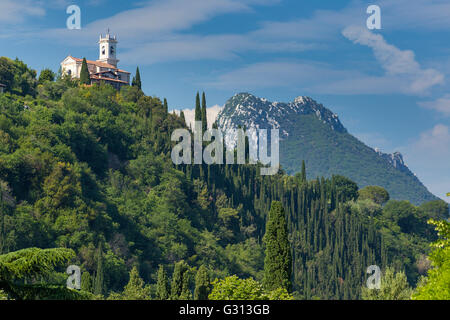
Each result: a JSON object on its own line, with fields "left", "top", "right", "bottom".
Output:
{"left": 194, "top": 265, "right": 210, "bottom": 300}
{"left": 94, "top": 242, "right": 104, "bottom": 296}
{"left": 81, "top": 271, "right": 93, "bottom": 293}
{"left": 132, "top": 67, "right": 142, "bottom": 89}
{"left": 180, "top": 272, "right": 192, "bottom": 300}
{"left": 180, "top": 111, "right": 186, "bottom": 124}
{"left": 301, "top": 160, "right": 306, "bottom": 181}
{"left": 194, "top": 92, "right": 201, "bottom": 123}
{"left": 171, "top": 261, "right": 187, "bottom": 300}
{"left": 263, "top": 201, "right": 292, "bottom": 292}
{"left": 0, "top": 185, "right": 5, "bottom": 255}
{"left": 163, "top": 98, "right": 168, "bottom": 114}
{"left": 79, "top": 58, "right": 91, "bottom": 85}
{"left": 122, "top": 266, "right": 149, "bottom": 300}
{"left": 201, "top": 92, "right": 207, "bottom": 133}
{"left": 156, "top": 265, "right": 170, "bottom": 300}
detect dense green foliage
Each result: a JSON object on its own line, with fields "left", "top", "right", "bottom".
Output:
{"left": 0, "top": 248, "right": 91, "bottom": 300}
{"left": 413, "top": 220, "right": 450, "bottom": 300}
{"left": 38, "top": 69, "right": 56, "bottom": 85}
{"left": 361, "top": 267, "right": 413, "bottom": 300}
{"left": 108, "top": 266, "right": 150, "bottom": 300}
{"left": 359, "top": 186, "right": 390, "bottom": 205}
{"left": 209, "top": 276, "right": 293, "bottom": 300}
{"left": 0, "top": 58, "right": 447, "bottom": 300}
{"left": 0, "top": 57, "right": 37, "bottom": 96}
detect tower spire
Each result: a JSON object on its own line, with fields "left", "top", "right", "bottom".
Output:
{"left": 98, "top": 30, "right": 119, "bottom": 67}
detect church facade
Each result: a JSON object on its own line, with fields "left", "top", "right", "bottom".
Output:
{"left": 60, "top": 32, "right": 130, "bottom": 90}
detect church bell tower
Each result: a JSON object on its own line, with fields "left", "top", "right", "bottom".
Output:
{"left": 97, "top": 30, "right": 119, "bottom": 67}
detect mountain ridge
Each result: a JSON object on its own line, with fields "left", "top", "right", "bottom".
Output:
{"left": 216, "top": 93, "right": 437, "bottom": 204}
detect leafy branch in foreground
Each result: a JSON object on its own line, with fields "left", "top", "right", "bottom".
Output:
{"left": 412, "top": 219, "right": 450, "bottom": 300}
{"left": 0, "top": 247, "right": 91, "bottom": 300}
{"left": 209, "top": 276, "right": 293, "bottom": 300}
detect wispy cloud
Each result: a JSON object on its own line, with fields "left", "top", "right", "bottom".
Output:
{"left": 418, "top": 95, "right": 450, "bottom": 116}
{"left": 173, "top": 105, "right": 223, "bottom": 129}
{"left": 0, "top": 0, "right": 45, "bottom": 24}
{"left": 401, "top": 124, "right": 450, "bottom": 202}
{"left": 342, "top": 26, "right": 444, "bottom": 95}
{"left": 39, "top": 0, "right": 279, "bottom": 45}
{"left": 206, "top": 56, "right": 443, "bottom": 96}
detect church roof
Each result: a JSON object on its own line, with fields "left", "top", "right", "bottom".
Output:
{"left": 90, "top": 74, "right": 129, "bottom": 84}
{"left": 67, "top": 56, "right": 131, "bottom": 74}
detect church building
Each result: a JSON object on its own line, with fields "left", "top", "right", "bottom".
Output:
{"left": 60, "top": 32, "right": 131, "bottom": 90}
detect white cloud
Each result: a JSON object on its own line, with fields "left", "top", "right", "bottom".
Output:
{"left": 206, "top": 60, "right": 442, "bottom": 96}
{"left": 0, "top": 0, "right": 45, "bottom": 24}
{"left": 418, "top": 95, "right": 450, "bottom": 116}
{"left": 206, "top": 27, "right": 443, "bottom": 95}
{"left": 342, "top": 26, "right": 444, "bottom": 95}
{"left": 379, "top": 0, "right": 450, "bottom": 31}
{"left": 401, "top": 124, "right": 450, "bottom": 202}
{"left": 414, "top": 124, "right": 450, "bottom": 156}
{"left": 40, "top": 0, "right": 279, "bottom": 45}
{"left": 173, "top": 104, "right": 223, "bottom": 130}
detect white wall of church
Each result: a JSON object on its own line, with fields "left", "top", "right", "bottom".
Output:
{"left": 61, "top": 61, "right": 80, "bottom": 78}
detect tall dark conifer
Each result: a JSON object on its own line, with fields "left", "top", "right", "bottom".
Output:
{"left": 263, "top": 201, "right": 292, "bottom": 292}
{"left": 163, "top": 98, "right": 168, "bottom": 114}
{"left": 301, "top": 160, "right": 307, "bottom": 181}
{"left": 195, "top": 92, "right": 201, "bottom": 123}
{"left": 171, "top": 261, "right": 188, "bottom": 300}
{"left": 201, "top": 92, "right": 207, "bottom": 133}
{"left": 194, "top": 265, "right": 210, "bottom": 300}
{"left": 94, "top": 242, "right": 104, "bottom": 295}
{"left": 79, "top": 58, "right": 91, "bottom": 85}
{"left": 156, "top": 265, "right": 170, "bottom": 300}
{"left": 132, "top": 67, "right": 142, "bottom": 89}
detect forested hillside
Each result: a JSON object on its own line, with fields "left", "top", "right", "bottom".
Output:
{"left": 0, "top": 57, "right": 448, "bottom": 300}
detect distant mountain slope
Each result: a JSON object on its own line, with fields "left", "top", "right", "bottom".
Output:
{"left": 216, "top": 93, "right": 437, "bottom": 205}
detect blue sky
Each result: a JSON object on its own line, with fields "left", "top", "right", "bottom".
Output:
{"left": 0, "top": 0, "right": 449, "bottom": 202}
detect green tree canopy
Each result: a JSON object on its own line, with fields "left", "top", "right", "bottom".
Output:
{"left": 413, "top": 220, "right": 450, "bottom": 300}
{"left": 358, "top": 186, "right": 390, "bottom": 205}
{"left": 361, "top": 267, "right": 412, "bottom": 300}
{"left": 38, "top": 68, "right": 55, "bottom": 84}
{"left": 0, "top": 247, "right": 90, "bottom": 300}
{"left": 209, "top": 276, "right": 293, "bottom": 300}
{"left": 121, "top": 266, "right": 150, "bottom": 300}
{"left": 420, "top": 200, "right": 449, "bottom": 220}
{"left": 332, "top": 175, "right": 359, "bottom": 202}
